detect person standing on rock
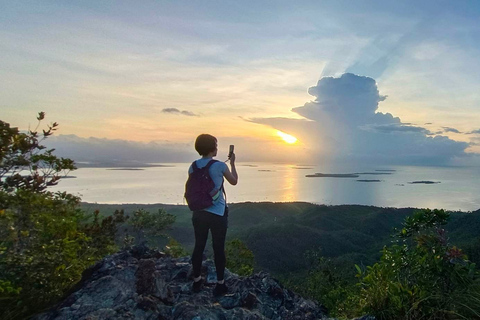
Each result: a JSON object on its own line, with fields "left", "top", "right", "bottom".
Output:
{"left": 186, "top": 134, "right": 238, "bottom": 295}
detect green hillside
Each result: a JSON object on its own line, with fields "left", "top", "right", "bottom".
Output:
{"left": 81, "top": 202, "right": 480, "bottom": 275}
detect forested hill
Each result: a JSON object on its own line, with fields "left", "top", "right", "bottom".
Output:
{"left": 82, "top": 202, "right": 480, "bottom": 275}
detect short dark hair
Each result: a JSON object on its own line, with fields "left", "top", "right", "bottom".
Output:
{"left": 195, "top": 134, "right": 217, "bottom": 156}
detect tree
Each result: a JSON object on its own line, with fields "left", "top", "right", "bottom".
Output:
{"left": 0, "top": 111, "right": 75, "bottom": 193}
{"left": 0, "top": 113, "right": 123, "bottom": 319}
{"left": 357, "top": 209, "right": 480, "bottom": 320}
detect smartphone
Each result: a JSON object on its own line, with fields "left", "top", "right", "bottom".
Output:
{"left": 228, "top": 145, "right": 234, "bottom": 158}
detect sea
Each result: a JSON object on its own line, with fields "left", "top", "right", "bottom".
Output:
{"left": 49, "top": 163, "right": 480, "bottom": 212}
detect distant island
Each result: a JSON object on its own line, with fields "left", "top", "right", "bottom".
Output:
{"left": 354, "top": 172, "right": 393, "bottom": 175}
{"left": 76, "top": 161, "right": 175, "bottom": 168}
{"left": 306, "top": 173, "right": 359, "bottom": 178}
{"left": 357, "top": 179, "right": 382, "bottom": 182}
{"left": 305, "top": 169, "right": 397, "bottom": 178}
{"left": 106, "top": 168, "right": 145, "bottom": 171}
{"left": 409, "top": 181, "right": 441, "bottom": 184}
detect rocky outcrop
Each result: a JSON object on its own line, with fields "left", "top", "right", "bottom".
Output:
{"left": 35, "top": 246, "right": 372, "bottom": 320}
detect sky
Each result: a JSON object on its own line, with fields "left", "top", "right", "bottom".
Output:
{"left": 1, "top": 0, "right": 480, "bottom": 165}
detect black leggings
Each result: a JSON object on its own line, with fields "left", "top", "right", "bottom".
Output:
{"left": 191, "top": 210, "right": 228, "bottom": 281}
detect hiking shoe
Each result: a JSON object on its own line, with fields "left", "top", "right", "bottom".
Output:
{"left": 213, "top": 283, "right": 228, "bottom": 296}
{"left": 192, "top": 279, "right": 204, "bottom": 293}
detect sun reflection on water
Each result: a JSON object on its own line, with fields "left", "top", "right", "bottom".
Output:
{"left": 280, "top": 166, "right": 298, "bottom": 202}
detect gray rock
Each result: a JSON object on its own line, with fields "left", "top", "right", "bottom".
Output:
{"left": 34, "top": 245, "right": 372, "bottom": 320}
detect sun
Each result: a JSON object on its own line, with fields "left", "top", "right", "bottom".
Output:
{"left": 277, "top": 131, "right": 298, "bottom": 144}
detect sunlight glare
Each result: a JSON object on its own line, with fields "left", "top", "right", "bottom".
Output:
{"left": 277, "top": 131, "right": 298, "bottom": 144}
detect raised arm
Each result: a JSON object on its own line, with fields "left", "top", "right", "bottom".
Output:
{"left": 223, "top": 153, "right": 238, "bottom": 185}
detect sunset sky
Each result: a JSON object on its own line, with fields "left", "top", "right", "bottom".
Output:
{"left": 2, "top": 1, "right": 480, "bottom": 165}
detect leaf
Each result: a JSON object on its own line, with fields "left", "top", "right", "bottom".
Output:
{"left": 37, "top": 112, "right": 45, "bottom": 121}
{"left": 355, "top": 264, "right": 362, "bottom": 274}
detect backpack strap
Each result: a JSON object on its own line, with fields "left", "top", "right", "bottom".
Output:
{"left": 191, "top": 159, "right": 217, "bottom": 172}
{"left": 221, "top": 180, "right": 227, "bottom": 204}
{"left": 204, "top": 159, "right": 218, "bottom": 170}
{"left": 191, "top": 160, "right": 198, "bottom": 171}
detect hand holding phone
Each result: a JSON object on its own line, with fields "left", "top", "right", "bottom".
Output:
{"left": 228, "top": 145, "right": 234, "bottom": 158}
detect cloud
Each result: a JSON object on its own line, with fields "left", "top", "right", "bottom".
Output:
{"left": 250, "top": 73, "right": 470, "bottom": 165}
{"left": 45, "top": 134, "right": 196, "bottom": 166}
{"left": 162, "top": 108, "right": 199, "bottom": 117}
{"left": 467, "top": 129, "right": 480, "bottom": 135}
{"left": 45, "top": 133, "right": 308, "bottom": 165}
{"left": 442, "top": 127, "right": 462, "bottom": 134}
{"left": 362, "top": 124, "right": 432, "bottom": 135}
{"left": 296, "top": 73, "right": 387, "bottom": 124}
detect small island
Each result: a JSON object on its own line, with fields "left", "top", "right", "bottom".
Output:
{"left": 306, "top": 173, "right": 360, "bottom": 178}
{"left": 354, "top": 172, "right": 393, "bottom": 175}
{"left": 409, "top": 181, "right": 441, "bottom": 184}
{"left": 77, "top": 162, "right": 174, "bottom": 168}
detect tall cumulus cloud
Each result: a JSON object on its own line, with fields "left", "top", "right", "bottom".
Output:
{"left": 251, "top": 73, "right": 469, "bottom": 165}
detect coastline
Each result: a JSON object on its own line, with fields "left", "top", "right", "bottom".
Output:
{"left": 81, "top": 200, "right": 479, "bottom": 215}
{"left": 49, "top": 163, "right": 480, "bottom": 212}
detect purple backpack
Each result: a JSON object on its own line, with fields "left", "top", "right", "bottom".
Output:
{"left": 184, "top": 160, "right": 218, "bottom": 211}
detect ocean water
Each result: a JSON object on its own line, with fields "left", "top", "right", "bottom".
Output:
{"left": 49, "top": 163, "right": 480, "bottom": 212}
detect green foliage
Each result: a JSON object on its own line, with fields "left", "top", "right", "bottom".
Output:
{"left": 0, "top": 279, "right": 21, "bottom": 296}
{"left": 81, "top": 209, "right": 128, "bottom": 253}
{"left": 282, "top": 209, "right": 480, "bottom": 319}
{"left": 164, "top": 238, "right": 188, "bottom": 258}
{"left": 0, "top": 114, "right": 128, "bottom": 319}
{"left": 282, "top": 250, "right": 361, "bottom": 318}
{"left": 130, "top": 208, "right": 176, "bottom": 237}
{"left": 225, "top": 238, "right": 255, "bottom": 276}
{"left": 357, "top": 209, "right": 480, "bottom": 320}
{"left": 78, "top": 202, "right": 480, "bottom": 319}
{"left": 463, "top": 237, "right": 480, "bottom": 266}
{"left": 0, "top": 112, "right": 75, "bottom": 193}
{"left": 229, "top": 204, "right": 411, "bottom": 274}
{"left": 128, "top": 208, "right": 176, "bottom": 248}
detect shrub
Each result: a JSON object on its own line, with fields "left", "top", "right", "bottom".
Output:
{"left": 128, "top": 208, "right": 176, "bottom": 248}
{"left": 164, "top": 238, "right": 188, "bottom": 258}
{"left": 282, "top": 249, "right": 361, "bottom": 318}
{"left": 357, "top": 209, "right": 480, "bottom": 320}
{"left": 225, "top": 238, "right": 255, "bottom": 276}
